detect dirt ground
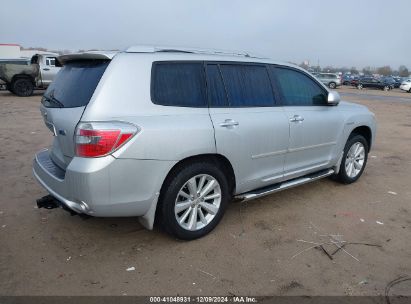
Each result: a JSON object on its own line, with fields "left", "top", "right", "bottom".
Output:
{"left": 0, "top": 87, "right": 410, "bottom": 296}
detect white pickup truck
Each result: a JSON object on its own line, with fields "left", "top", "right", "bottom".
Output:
{"left": 0, "top": 53, "right": 60, "bottom": 97}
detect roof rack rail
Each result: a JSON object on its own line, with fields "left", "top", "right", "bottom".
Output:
{"left": 125, "top": 45, "right": 260, "bottom": 58}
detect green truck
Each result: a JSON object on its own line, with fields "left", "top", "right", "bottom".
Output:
{"left": 0, "top": 53, "right": 60, "bottom": 97}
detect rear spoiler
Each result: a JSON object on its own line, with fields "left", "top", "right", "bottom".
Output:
{"left": 57, "top": 51, "right": 118, "bottom": 66}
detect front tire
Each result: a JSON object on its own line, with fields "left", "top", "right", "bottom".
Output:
{"left": 159, "top": 161, "right": 230, "bottom": 240}
{"left": 357, "top": 84, "right": 363, "bottom": 90}
{"left": 335, "top": 134, "right": 369, "bottom": 184}
{"left": 383, "top": 85, "right": 390, "bottom": 91}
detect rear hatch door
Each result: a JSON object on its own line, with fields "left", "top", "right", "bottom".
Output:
{"left": 40, "top": 55, "right": 112, "bottom": 169}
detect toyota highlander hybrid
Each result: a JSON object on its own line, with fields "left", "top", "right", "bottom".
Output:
{"left": 33, "top": 46, "right": 376, "bottom": 239}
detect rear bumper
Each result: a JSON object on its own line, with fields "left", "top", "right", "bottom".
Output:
{"left": 33, "top": 149, "right": 175, "bottom": 217}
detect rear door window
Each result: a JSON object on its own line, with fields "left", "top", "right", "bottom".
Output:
{"left": 271, "top": 66, "right": 327, "bottom": 106}
{"left": 206, "top": 64, "right": 228, "bottom": 107}
{"left": 151, "top": 62, "right": 206, "bottom": 107}
{"left": 42, "top": 60, "right": 109, "bottom": 108}
{"left": 218, "top": 64, "right": 275, "bottom": 107}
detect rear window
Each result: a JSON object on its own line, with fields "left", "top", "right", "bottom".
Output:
{"left": 151, "top": 62, "right": 206, "bottom": 107}
{"left": 321, "top": 74, "right": 337, "bottom": 79}
{"left": 42, "top": 60, "right": 109, "bottom": 108}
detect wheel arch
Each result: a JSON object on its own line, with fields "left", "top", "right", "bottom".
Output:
{"left": 11, "top": 73, "right": 36, "bottom": 85}
{"left": 159, "top": 153, "right": 236, "bottom": 198}
{"left": 349, "top": 125, "right": 372, "bottom": 151}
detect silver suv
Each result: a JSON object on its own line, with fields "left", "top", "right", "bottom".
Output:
{"left": 33, "top": 46, "right": 376, "bottom": 239}
{"left": 315, "top": 73, "right": 341, "bottom": 89}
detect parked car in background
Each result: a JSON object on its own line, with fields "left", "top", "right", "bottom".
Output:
{"left": 357, "top": 77, "right": 392, "bottom": 91}
{"left": 392, "top": 77, "right": 402, "bottom": 88}
{"left": 315, "top": 73, "right": 341, "bottom": 89}
{"left": 400, "top": 79, "right": 411, "bottom": 92}
{"left": 33, "top": 46, "right": 376, "bottom": 239}
{"left": 342, "top": 75, "right": 352, "bottom": 85}
{"left": 0, "top": 53, "right": 60, "bottom": 96}
{"left": 350, "top": 76, "right": 361, "bottom": 87}
{"left": 381, "top": 77, "right": 395, "bottom": 90}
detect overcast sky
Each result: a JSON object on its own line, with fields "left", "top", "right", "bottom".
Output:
{"left": 1, "top": 0, "right": 409, "bottom": 69}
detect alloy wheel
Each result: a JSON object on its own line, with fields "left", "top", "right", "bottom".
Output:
{"left": 174, "top": 174, "right": 221, "bottom": 231}
{"left": 345, "top": 142, "right": 365, "bottom": 178}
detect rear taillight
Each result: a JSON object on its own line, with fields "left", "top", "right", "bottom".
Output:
{"left": 75, "top": 122, "right": 138, "bottom": 157}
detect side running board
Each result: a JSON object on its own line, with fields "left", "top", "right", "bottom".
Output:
{"left": 235, "top": 168, "right": 335, "bottom": 202}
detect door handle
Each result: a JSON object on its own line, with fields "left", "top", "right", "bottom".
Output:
{"left": 43, "top": 68, "right": 50, "bottom": 71}
{"left": 290, "top": 115, "right": 304, "bottom": 123}
{"left": 219, "top": 119, "right": 239, "bottom": 128}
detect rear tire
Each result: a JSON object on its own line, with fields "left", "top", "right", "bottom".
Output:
{"left": 335, "top": 134, "right": 369, "bottom": 184}
{"left": 12, "top": 78, "right": 34, "bottom": 97}
{"left": 329, "top": 82, "right": 337, "bottom": 89}
{"left": 159, "top": 161, "right": 230, "bottom": 240}
{"left": 357, "top": 84, "right": 363, "bottom": 90}
{"left": 383, "top": 85, "right": 390, "bottom": 91}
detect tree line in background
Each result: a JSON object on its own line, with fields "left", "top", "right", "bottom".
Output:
{"left": 299, "top": 61, "right": 409, "bottom": 77}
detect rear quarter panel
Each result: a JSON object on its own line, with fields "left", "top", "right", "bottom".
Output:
{"left": 81, "top": 53, "right": 216, "bottom": 161}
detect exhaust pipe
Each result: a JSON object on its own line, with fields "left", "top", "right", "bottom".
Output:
{"left": 36, "top": 195, "right": 90, "bottom": 219}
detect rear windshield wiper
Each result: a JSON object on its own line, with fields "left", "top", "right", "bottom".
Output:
{"left": 42, "top": 94, "right": 64, "bottom": 108}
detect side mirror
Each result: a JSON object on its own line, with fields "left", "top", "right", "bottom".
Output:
{"left": 327, "top": 91, "right": 340, "bottom": 105}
